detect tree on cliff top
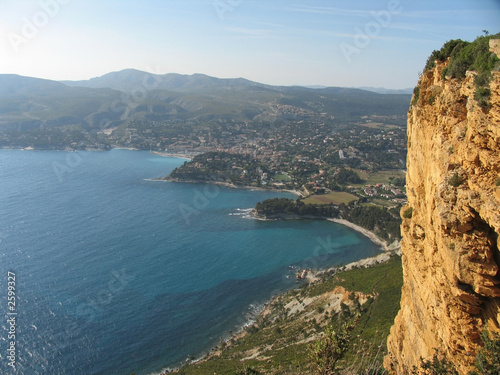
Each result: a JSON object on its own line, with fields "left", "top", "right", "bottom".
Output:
{"left": 424, "top": 32, "right": 500, "bottom": 77}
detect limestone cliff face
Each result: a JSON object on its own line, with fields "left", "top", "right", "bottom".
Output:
{"left": 385, "top": 42, "right": 500, "bottom": 374}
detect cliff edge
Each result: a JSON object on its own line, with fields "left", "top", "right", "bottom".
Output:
{"left": 385, "top": 38, "right": 500, "bottom": 374}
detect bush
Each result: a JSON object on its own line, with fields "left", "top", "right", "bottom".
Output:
{"left": 475, "top": 87, "right": 492, "bottom": 109}
{"left": 411, "top": 330, "right": 500, "bottom": 375}
{"left": 470, "top": 330, "right": 500, "bottom": 375}
{"left": 403, "top": 207, "right": 413, "bottom": 219}
{"left": 425, "top": 39, "right": 469, "bottom": 71}
{"left": 412, "top": 86, "right": 420, "bottom": 105}
{"left": 235, "top": 366, "right": 262, "bottom": 375}
{"left": 448, "top": 173, "right": 462, "bottom": 187}
{"left": 473, "top": 72, "right": 493, "bottom": 109}
{"left": 309, "top": 322, "right": 354, "bottom": 375}
{"left": 246, "top": 325, "right": 259, "bottom": 334}
{"left": 441, "top": 66, "right": 449, "bottom": 80}
{"left": 425, "top": 34, "right": 500, "bottom": 78}
{"left": 475, "top": 72, "right": 490, "bottom": 87}
{"left": 411, "top": 351, "right": 458, "bottom": 375}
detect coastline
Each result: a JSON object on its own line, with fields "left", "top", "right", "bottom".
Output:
{"left": 4, "top": 147, "right": 402, "bottom": 374}
{"left": 250, "top": 212, "right": 399, "bottom": 253}
{"left": 149, "top": 150, "right": 194, "bottom": 160}
{"left": 0, "top": 147, "right": 194, "bottom": 160}
{"left": 161, "top": 177, "right": 304, "bottom": 197}
{"left": 328, "top": 218, "right": 390, "bottom": 251}
{"left": 161, "top": 214, "right": 400, "bottom": 374}
{"left": 164, "top": 246, "right": 401, "bottom": 374}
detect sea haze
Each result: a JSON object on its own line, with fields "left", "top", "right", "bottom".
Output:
{"left": 0, "top": 149, "right": 381, "bottom": 375}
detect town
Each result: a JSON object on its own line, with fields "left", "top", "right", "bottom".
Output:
{"left": 158, "top": 115, "right": 407, "bottom": 207}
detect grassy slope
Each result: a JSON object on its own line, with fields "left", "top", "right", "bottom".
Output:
{"left": 173, "top": 256, "right": 403, "bottom": 375}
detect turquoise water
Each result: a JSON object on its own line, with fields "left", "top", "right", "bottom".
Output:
{"left": 0, "top": 149, "right": 381, "bottom": 374}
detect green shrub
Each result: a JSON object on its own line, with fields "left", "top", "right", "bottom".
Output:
{"left": 411, "top": 330, "right": 500, "bottom": 375}
{"left": 412, "top": 86, "right": 420, "bottom": 105}
{"left": 448, "top": 173, "right": 462, "bottom": 187}
{"left": 403, "top": 207, "right": 413, "bottom": 219}
{"left": 474, "top": 72, "right": 491, "bottom": 109}
{"left": 412, "top": 350, "right": 458, "bottom": 375}
{"left": 309, "top": 321, "right": 354, "bottom": 375}
{"left": 442, "top": 67, "right": 449, "bottom": 80}
{"left": 475, "top": 88, "right": 492, "bottom": 109}
{"left": 475, "top": 72, "right": 490, "bottom": 87}
{"left": 470, "top": 330, "right": 500, "bottom": 375}
{"left": 474, "top": 72, "right": 493, "bottom": 109}
{"left": 246, "top": 325, "right": 259, "bottom": 334}
{"left": 496, "top": 178, "right": 500, "bottom": 186}
{"left": 425, "top": 39, "right": 469, "bottom": 71}
{"left": 235, "top": 366, "right": 262, "bottom": 375}
{"left": 424, "top": 34, "right": 500, "bottom": 77}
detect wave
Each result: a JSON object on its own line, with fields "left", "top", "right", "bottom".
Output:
{"left": 228, "top": 208, "right": 254, "bottom": 219}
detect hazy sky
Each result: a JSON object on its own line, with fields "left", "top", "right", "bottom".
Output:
{"left": 1, "top": 0, "right": 499, "bottom": 89}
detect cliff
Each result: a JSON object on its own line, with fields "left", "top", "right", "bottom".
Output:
{"left": 385, "top": 39, "right": 500, "bottom": 374}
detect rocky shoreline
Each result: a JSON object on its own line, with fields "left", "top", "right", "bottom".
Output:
{"left": 163, "top": 250, "right": 401, "bottom": 374}
{"left": 160, "top": 176, "right": 304, "bottom": 197}
{"left": 159, "top": 211, "right": 401, "bottom": 374}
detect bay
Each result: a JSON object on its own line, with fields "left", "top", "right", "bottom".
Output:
{"left": 0, "top": 149, "right": 381, "bottom": 374}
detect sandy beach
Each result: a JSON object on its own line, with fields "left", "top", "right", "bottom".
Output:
{"left": 149, "top": 150, "right": 195, "bottom": 160}
{"left": 328, "top": 218, "right": 390, "bottom": 251}
{"left": 325, "top": 218, "right": 401, "bottom": 272}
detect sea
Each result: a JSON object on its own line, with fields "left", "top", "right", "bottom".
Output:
{"left": 0, "top": 149, "right": 381, "bottom": 375}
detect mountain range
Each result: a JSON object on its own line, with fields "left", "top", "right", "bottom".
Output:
{"left": 0, "top": 69, "right": 411, "bottom": 139}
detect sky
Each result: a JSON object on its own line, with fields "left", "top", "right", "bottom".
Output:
{"left": 0, "top": 0, "right": 499, "bottom": 89}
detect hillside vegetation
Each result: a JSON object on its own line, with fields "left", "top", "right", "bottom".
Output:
{"left": 170, "top": 257, "right": 403, "bottom": 375}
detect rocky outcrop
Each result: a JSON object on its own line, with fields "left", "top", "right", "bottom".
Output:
{"left": 385, "top": 41, "right": 500, "bottom": 374}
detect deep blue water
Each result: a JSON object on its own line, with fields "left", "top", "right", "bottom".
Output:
{"left": 0, "top": 149, "right": 381, "bottom": 374}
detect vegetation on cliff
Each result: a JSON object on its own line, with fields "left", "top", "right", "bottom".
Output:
{"left": 424, "top": 32, "right": 500, "bottom": 76}
{"left": 422, "top": 32, "right": 500, "bottom": 109}
{"left": 387, "top": 33, "right": 500, "bottom": 374}
{"left": 411, "top": 330, "right": 500, "bottom": 375}
{"left": 171, "top": 257, "right": 403, "bottom": 375}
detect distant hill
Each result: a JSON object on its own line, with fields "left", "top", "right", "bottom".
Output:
{"left": 0, "top": 70, "right": 411, "bottom": 148}
{"left": 61, "top": 69, "right": 269, "bottom": 94}
{"left": 0, "top": 74, "right": 68, "bottom": 97}
{"left": 0, "top": 74, "right": 125, "bottom": 131}
{"left": 357, "top": 87, "right": 414, "bottom": 95}
{"left": 62, "top": 71, "right": 413, "bottom": 95}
